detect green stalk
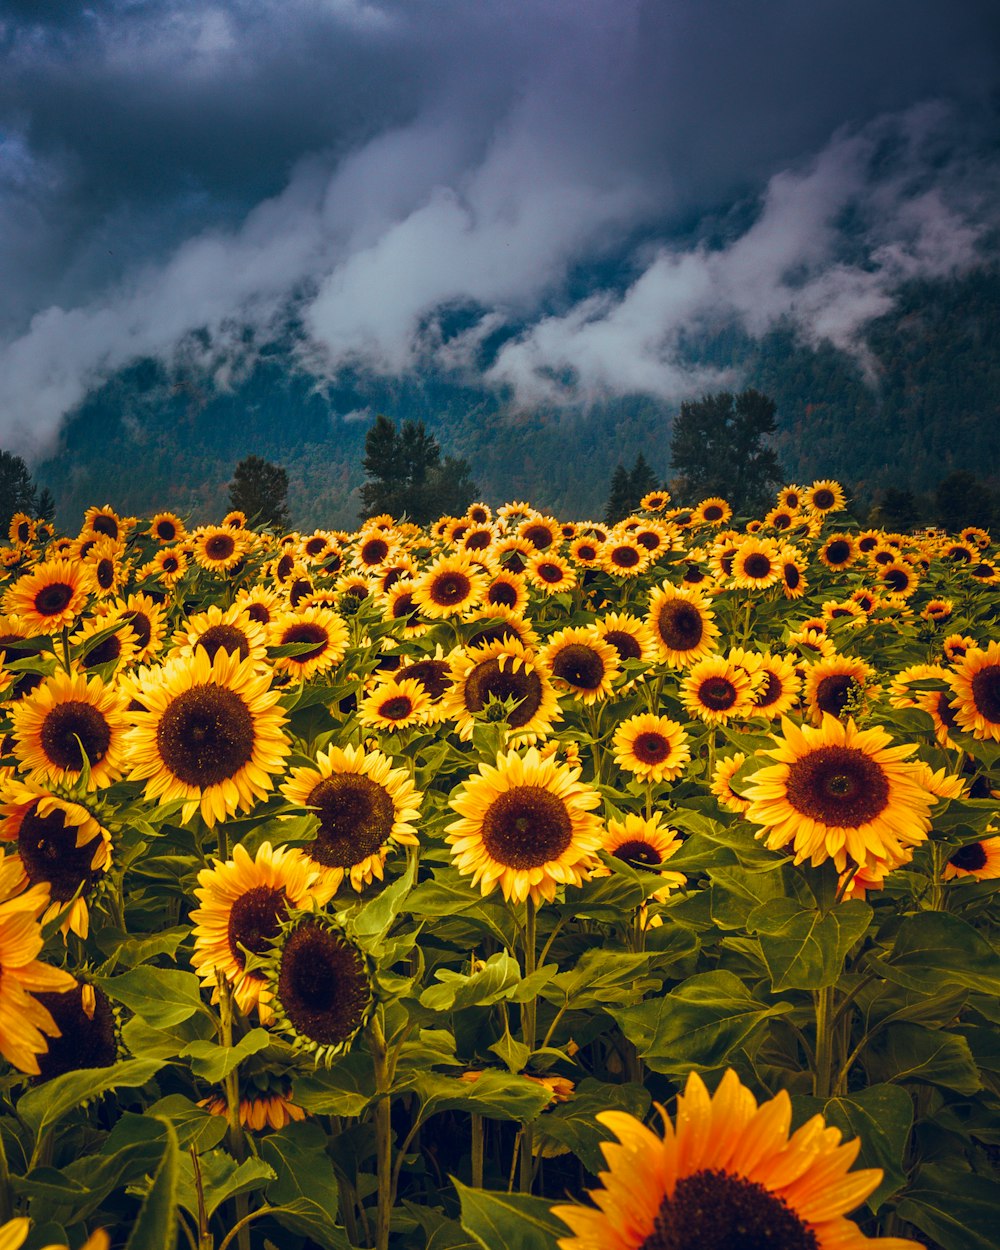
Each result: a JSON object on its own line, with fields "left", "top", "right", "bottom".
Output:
{"left": 370, "top": 1011, "right": 393, "bottom": 1250}
{"left": 470, "top": 1113, "right": 485, "bottom": 1190}
{"left": 218, "top": 976, "right": 251, "bottom": 1250}
{"left": 519, "top": 897, "right": 537, "bottom": 1194}
{"left": 0, "top": 1126, "right": 11, "bottom": 1223}
{"left": 812, "top": 984, "right": 836, "bottom": 1100}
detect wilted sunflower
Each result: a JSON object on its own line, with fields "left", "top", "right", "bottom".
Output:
{"left": 281, "top": 743, "right": 421, "bottom": 891}
{"left": 201, "top": 1082, "right": 306, "bottom": 1132}
{"left": 804, "top": 479, "right": 846, "bottom": 513}
{"left": 10, "top": 669, "right": 128, "bottom": 790}
{"left": 446, "top": 747, "right": 603, "bottom": 905}
{"left": 172, "top": 603, "right": 269, "bottom": 666}
{"left": 126, "top": 647, "right": 290, "bottom": 826}
{"left": 541, "top": 627, "right": 620, "bottom": 705}
{"left": 526, "top": 550, "right": 577, "bottom": 594}
{"left": 804, "top": 656, "right": 877, "bottom": 724}
{"left": 948, "top": 640, "right": 1000, "bottom": 742}
{"left": 728, "top": 537, "right": 782, "bottom": 590}
{"left": 944, "top": 835, "right": 1000, "bottom": 881}
{"left": 269, "top": 606, "right": 349, "bottom": 680}
{"left": 4, "top": 559, "right": 89, "bottom": 636}
{"left": 0, "top": 865, "right": 76, "bottom": 1074}
{"left": 680, "top": 656, "right": 755, "bottom": 727}
{"left": 443, "top": 639, "right": 560, "bottom": 744}
{"left": 646, "top": 584, "right": 719, "bottom": 668}
{"left": 0, "top": 781, "right": 111, "bottom": 939}
{"left": 612, "top": 713, "right": 690, "bottom": 783}
{"left": 743, "top": 715, "right": 939, "bottom": 872}
{"left": 357, "top": 676, "right": 431, "bottom": 730}
{"left": 552, "top": 1068, "right": 922, "bottom": 1250}
{"left": 413, "top": 552, "right": 486, "bottom": 619}
{"left": 190, "top": 841, "right": 327, "bottom": 1018}
{"left": 264, "top": 912, "right": 373, "bottom": 1063}
{"left": 190, "top": 525, "right": 247, "bottom": 574}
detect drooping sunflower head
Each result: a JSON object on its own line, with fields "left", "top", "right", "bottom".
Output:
{"left": 446, "top": 747, "right": 603, "bottom": 905}
{"left": 264, "top": 912, "right": 374, "bottom": 1063}
{"left": 268, "top": 605, "right": 349, "bottom": 680}
{"left": 948, "top": 640, "right": 1000, "bottom": 743}
{"left": 646, "top": 584, "right": 720, "bottom": 669}
{"left": 33, "top": 982, "right": 118, "bottom": 1082}
{"left": 680, "top": 656, "right": 755, "bottom": 726}
{"left": 3, "top": 559, "right": 89, "bottom": 636}
{"left": 541, "top": 627, "right": 620, "bottom": 705}
{"left": 442, "top": 639, "right": 560, "bottom": 744}
{"left": 281, "top": 743, "right": 422, "bottom": 892}
{"left": 612, "top": 713, "right": 690, "bottom": 783}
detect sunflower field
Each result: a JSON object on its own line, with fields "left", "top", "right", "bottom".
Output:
{"left": 0, "top": 484, "right": 997, "bottom": 1250}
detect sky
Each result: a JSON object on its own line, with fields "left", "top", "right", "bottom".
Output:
{"left": 1, "top": 0, "right": 999, "bottom": 454}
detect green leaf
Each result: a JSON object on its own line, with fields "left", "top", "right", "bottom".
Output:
{"left": 747, "top": 899, "right": 872, "bottom": 990}
{"left": 17, "top": 1058, "right": 164, "bottom": 1139}
{"left": 610, "top": 971, "right": 792, "bottom": 1076}
{"left": 870, "top": 1024, "right": 982, "bottom": 1094}
{"left": 871, "top": 912, "right": 1000, "bottom": 996}
{"left": 409, "top": 1070, "right": 553, "bottom": 1124}
{"left": 120, "top": 1011, "right": 215, "bottom": 1062}
{"left": 262, "top": 1121, "right": 349, "bottom": 1250}
{"left": 896, "top": 1166, "right": 1000, "bottom": 1250}
{"left": 420, "top": 951, "right": 522, "bottom": 1012}
{"left": 533, "top": 1079, "right": 650, "bottom": 1173}
{"left": 96, "top": 966, "right": 205, "bottom": 1027}
{"left": 489, "top": 1026, "right": 531, "bottom": 1074}
{"left": 180, "top": 1027, "right": 271, "bottom": 1082}
{"left": 124, "top": 1119, "right": 179, "bottom": 1250}
{"left": 178, "top": 1151, "right": 274, "bottom": 1222}
{"left": 709, "top": 863, "right": 788, "bottom": 928}
{"left": 292, "top": 1051, "right": 376, "bottom": 1117}
{"left": 455, "top": 1180, "right": 563, "bottom": 1250}
{"left": 95, "top": 927, "right": 190, "bottom": 969}
{"left": 541, "top": 950, "right": 664, "bottom": 1010}
{"left": 142, "top": 1096, "right": 230, "bottom": 1154}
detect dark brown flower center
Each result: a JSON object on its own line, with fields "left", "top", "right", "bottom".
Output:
{"left": 162, "top": 556, "right": 180, "bottom": 573}
{"left": 883, "top": 567, "right": 909, "bottom": 592}
{"left": 280, "top": 622, "right": 330, "bottom": 663}
{"left": 656, "top": 601, "right": 704, "bottom": 651}
{"left": 277, "top": 923, "right": 370, "bottom": 1047}
{"left": 156, "top": 685, "right": 255, "bottom": 786}
{"left": 551, "top": 644, "right": 606, "bottom": 691}
{"left": 521, "top": 524, "right": 553, "bottom": 550}
{"left": 246, "top": 603, "right": 271, "bottom": 624}
{"left": 613, "top": 839, "right": 661, "bottom": 869}
{"left": 33, "top": 984, "right": 117, "bottom": 1081}
{"left": 698, "top": 677, "right": 737, "bottom": 711}
{"left": 81, "top": 633, "right": 124, "bottom": 669}
{"left": 703, "top": 505, "right": 724, "bottom": 522}
{"left": 92, "top": 515, "right": 119, "bottom": 538}
{"left": 825, "top": 540, "right": 851, "bottom": 564}
{"left": 289, "top": 578, "right": 313, "bottom": 608}
{"left": 814, "top": 674, "right": 859, "bottom": 718}
{"left": 603, "top": 630, "right": 642, "bottom": 661}
{"left": 96, "top": 558, "right": 116, "bottom": 590}
{"left": 783, "top": 565, "right": 801, "bottom": 590}
{"left": 378, "top": 695, "right": 414, "bottom": 721}
{"left": 742, "top": 554, "right": 772, "bottom": 579}
{"left": 970, "top": 665, "right": 1000, "bottom": 722}
{"left": 206, "top": 534, "right": 236, "bottom": 562}
{"left": 464, "top": 659, "right": 542, "bottom": 728}
{"left": 228, "top": 884, "right": 287, "bottom": 971}
{"left": 487, "top": 581, "right": 519, "bottom": 608}
{"left": 307, "top": 775, "right": 394, "bottom": 867}
{"left": 634, "top": 732, "right": 672, "bottom": 764}
{"left": 575, "top": 543, "right": 598, "bottom": 561}
{"left": 196, "top": 625, "right": 250, "bottom": 662}
{"left": 465, "top": 530, "right": 492, "bottom": 551}
{"left": 18, "top": 802, "right": 103, "bottom": 900}
{"left": 398, "top": 659, "right": 452, "bottom": 701}
{"left": 39, "top": 701, "right": 111, "bottom": 770}
{"left": 430, "top": 572, "right": 472, "bottom": 606}
{"left": 480, "top": 786, "right": 573, "bottom": 868}
{"left": 125, "top": 610, "right": 152, "bottom": 650}
{"left": 156, "top": 520, "right": 178, "bottom": 541}
{"left": 16, "top": 522, "right": 31, "bottom": 543}
{"left": 949, "top": 841, "right": 988, "bottom": 872}
{"left": 610, "top": 546, "right": 641, "bottom": 568}
{"left": 640, "top": 1168, "right": 818, "bottom": 1250}
{"left": 936, "top": 692, "right": 960, "bottom": 730}
{"left": 360, "top": 537, "right": 390, "bottom": 565}
{"left": 784, "top": 745, "right": 890, "bottom": 827}
{"left": 34, "top": 582, "right": 74, "bottom": 617}
{"left": 536, "top": 561, "right": 565, "bottom": 583}
{"left": 812, "top": 489, "right": 835, "bottom": 510}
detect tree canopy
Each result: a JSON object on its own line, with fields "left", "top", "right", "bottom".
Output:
{"left": 604, "top": 453, "right": 662, "bottom": 523}
{"left": 360, "top": 415, "right": 478, "bottom": 524}
{"left": 670, "top": 389, "right": 784, "bottom": 514}
{"left": 0, "top": 450, "right": 39, "bottom": 534}
{"left": 228, "top": 455, "right": 290, "bottom": 530}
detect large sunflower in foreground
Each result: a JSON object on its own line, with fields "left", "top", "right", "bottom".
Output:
{"left": 9, "top": 669, "right": 128, "bottom": 791}
{"left": 646, "top": 585, "right": 719, "bottom": 669}
{"left": 948, "top": 640, "right": 1000, "bottom": 742}
{"left": 552, "top": 1068, "right": 921, "bottom": 1250}
{"left": 190, "top": 841, "right": 327, "bottom": 1018}
{"left": 3, "top": 559, "right": 89, "bottom": 636}
{"left": 742, "top": 715, "right": 938, "bottom": 872}
{"left": 446, "top": 747, "right": 602, "bottom": 905}
{"left": 125, "top": 648, "right": 290, "bottom": 826}
{"left": 281, "top": 744, "right": 422, "bottom": 891}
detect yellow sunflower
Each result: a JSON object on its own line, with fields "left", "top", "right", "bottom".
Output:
{"left": 612, "top": 713, "right": 690, "bottom": 783}
{"left": 944, "top": 835, "right": 1000, "bottom": 881}
{"left": 69, "top": 610, "right": 138, "bottom": 675}
{"left": 190, "top": 841, "right": 328, "bottom": 1018}
{"left": 541, "top": 627, "right": 620, "bottom": 705}
{"left": 483, "top": 569, "right": 529, "bottom": 614}
{"left": 569, "top": 535, "right": 604, "bottom": 568}
{"left": 597, "top": 813, "right": 685, "bottom": 896}
{"left": 268, "top": 606, "right": 349, "bottom": 680}
{"left": 640, "top": 489, "right": 671, "bottom": 511}
{"left": 693, "top": 497, "right": 732, "bottom": 526}
{"left": 413, "top": 552, "right": 487, "bottom": 619}
{"left": 142, "top": 545, "right": 189, "bottom": 587}
{"left": 803, "top": 656, "right": 878, "bottom": 725}
{"left": 526, "top": 550, "right": 578, "bottom": 594}
{"left": 150, "top": 511, "right": 187, "bottom": 544}
{"left": 190, "top": 525, "right": 248, "bottom": 574}
{"left": 443, "top": 639, "right": 560, "bottom": 744}
{"left": 0, "top": 780, "right": 111, "bottom": 939}
{"left": 171, "top": 602, "right": 269, "bottom": 666}
{"left": 804, "top": 479, "right": 846, "bottom": 513}
{"left": 743, "top": 715, "right": 939, "bottom": 872}
{"left": 948, "top": 640, "right": 1000, "bottom": 742}
{"left": 234, "top": 585, "right": 287, "bottom": 628}
{"left": 357, "top": 676, "right": 431, "bottom": 731}
{"left": 82, "top": 536, "right": 126, "bottom": 598}
{"left": 920, "top": 598, "right": 953, "bottom": 623}
{"left": 96, "top": 591, "right": 168, "bottom": 664}
{"left": 383, "top": 580, "right": 431, "bottom": 639}
{"left": 594, "top": 611, "right": 658, "bottom": 665}
{"left": 446, "top": 747, "right": 603, "bottom": 905}
{"left": 763, "top": 505, "right": 796, "bottom": 532}
{"left": 125, "top": 647, "right": 290, "bottom": 826}
{"left": 680, "top": 656, "right": 755, "bottom": 727}
{"left": 750, "top": 652, "right": 801, "bottom": 720}
{"left": 646, "top": 584, "right": 720, "bottom": 668}
{"left": 354, "top": 530, "right": 397, "bottom": 571}
{"left": 601, "top": 536, "right": 652, "bottom": 578}
{"left": 8, "top": 514, "right": 36, "bottom": 547}
{"left": 779, "top": 546, "right": 809, "bottom": 599}
{"left": 712, "top": 752, "right": 751, "bottom": 813}
{"left": 517, "top": 516, "right": 560, "bottom": 551}
{"left": 819, "top": 533, "right": 859, "bottom": 570}
{"left": 3, "top": 559, "right": 89, "bottom": 636}
{"left": 281, "top": 743, "right": 422, "bottom": 891}
{"left": 9, "top": 669, "right": 128, "bottom": 790}
{"left": 395, "top": 653, "right": 454, "bottom": 724}
{"left": 942, "top": 633, "right": 978, "bottom": 663}
{"left": 552, "top": 1068, "right": 922, "bottom": 1250}
{"left": 201, "top": 1086, "right": 306, "bottom": 1132}
{"left": 879, "top": 561, "right": 919, "bottom": 598}
{"left": 728, "top": 537, "right": 782, "bottom": 590}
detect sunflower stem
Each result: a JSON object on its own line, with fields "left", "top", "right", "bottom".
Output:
{"left": 217, "top": 973, "right": 251, "bottom": 1250}
{"left": 470, "top": 1113, "right": 485, "bottom": 1189}
{"left": 60, "top": 624, "right": 72, "bottom": 673}
{"left": 813, "top": 984, "right": 836, "bottom": 1100}
{"left": 519, "top": 896, "right": 537, "bottom": 1194}
{"left": 370, "top": 1010, "right": 394, "bottom": 1250}
{"left": 928, "top": 840, "right": 946, "bottom": 911}
{"left": 0, "top": 1125, "right": 11, "bottom": 1223}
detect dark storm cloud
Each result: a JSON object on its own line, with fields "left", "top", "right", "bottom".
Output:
{"left": 0, "top": 0, "right": 998, "bottom": 449}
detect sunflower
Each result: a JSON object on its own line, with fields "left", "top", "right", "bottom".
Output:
{"left": 680, "top": 656, "right": 755, "bottom": 727}
{"left": 594, "top": 612, "right": 657, "bottom": 665}
{"left": 804, "top": 479, "right": 846, "bottom": 513}
{"left": 483, "top": 570, "right": 529, "bottom": 614}
{"left": 126, "top": 647, "right": 289, "bottom": 826}
{"left": 743, "top": 715, "right": 939, "bottom": 872}
{"left": 969, "top": 559, "right": 999, "bottom": 583}
{"left": 446, "top": 747, "right": 603, "bottom": 905}
{"left": 601, "top": 539, "right": 652, "bottom": 578}
{"left": 750, "top": 652, "right": 801, "bottom": 720}
{"left": 646, "top": 584, "right": 719, "bottom": 669}
{"left": 413, "top": 552, "right": 486, "bottom": 619}
{"left": 552, "top": 1068, "right": 922, "bottom": 1250}
{"left": 395, "top": 654, "right": 454, "bottom": 724}
{"left": 526, "top": 550, "right": 577, "bottom": 594}
{"left": 819, "top": 533, "right": 858, "bottom": 570}
{"left": 491, "top": 536, "right": 534, "bottom": 573}
{"left": 763, "top": 505, "right": 796, "bottom": 531}
{"left": 518, "top": 516, "right": 560, "bottom": 551}
{"left": 32, "top": 982, "right": 117, "bottom": 1081}
{"left": 692, "top": 497, "right": 731, "bottom": 527}
{"left": 728, "top": 537, "right": 782, "bottom": 590}
{"left": 803, "top": 656, "right": 877, "bottom": 725}
{"left": 264, "top": 912, "right": 373, "bottom": 1063}
{"left": 281, "top": 743, "right": 422, "bottom": 891}
{"left": 83, "top": 505, "right": 123, "bottom": 541}
{"left": 878, "top": 561, "right": 918, "bottom": 598}
{"left": 143, "top": 545, "right": 189, "bottom": 587}
{"left": 150, "top": 511, "right": 187, "bottom": 544}
{"left": 779, "top": 546, "right": 809, "bottom": 600}
{"left": 190, "top": 525, "right": 247, "bottom": 574}
{"left": 612, "top": 713, "right": 690, "bottom": 783}
{"left": 82, "top": 536, "right": 126, "bottom": 599}
{"left": 354, "top": 530, "right": 397, "bottom": 571}
{"left": 712, "top": 752, "right": 751, "bottom": 813}
{"left": 97, "top": 591, "right": 168, "bottom": 665}
{"left": 887, "top": 663, "right": 946, "bottom": 709}
{"left": 944, "top": 835, "right": 1000, "bottom": 881}
{"left": 4, "top": 559, "right": 89, "bottom": 636}
{"left": 464, "top": 606, "right": 539, "bottom": 652}
{"left": 69, "top": 611, "right": 138, "bottom": 675}
{"left": 9, "top": 669, "right": 128, "bottom": 790}
{"left": 201, "top": 1085, "right": 306, "bottom": 1132}
{"left": 442, "top": 639, "right": 560, "bottom": 744}
{"left": 233, "top": 585, "right": 286, "bottom": 629}
{"left": 942, "top": 633, "right": 978, "bottom": 663}
{"left": 223, "top": 510, "right": 247, "bottom": 530}
{"left": 919, "top": 598, "right": 953, "bottom": 623}
{"left": 0, "top": 781, "right": 112, "bottom": 939}
{"left": 459, "top": 525, "right": 496, "bottom": 555}
{"left": 191, "top": 841, "right": 328, "bottom": 1018}
{"left": 269, "top": 606, "right": 349, "bottom": 681}
{"left": 172, "top": 603, "right": 269, "bottom": 666}
{"left": 8, "top": 513, "right": 36, "bottom": 547}
{"left": 383, "top": 581, "right": 430, "bottom": 639}
{"left": 357, "top": 677, "right": 431, "bottom": 731}
{"left": 821, "top": 600, "right": 866, "bottom": 626}
{"left": 632, "top": 520, "right": 672, "bottom": 558}
{"left": 948, "top": 640, "right": 1000, "bottom": 742}
{"left": 640, "top": 489, "right": 671, "bottom": 512}
{"left": 787, "top": 629, "right": 836, "bottom": 662}
{"left": 598, "top": 813, "right": 685, "bottom": 894}
{"left": 541, "top": 627, "right": 620, "bottom": 705}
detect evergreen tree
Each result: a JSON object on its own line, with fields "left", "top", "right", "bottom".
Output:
{"left": 628, "top": 453, "right": 659, "bottom": 506}
{"left": 228, "top": 455, "right": 290, "bottom": 530}
{"left": 604, "top": 464, "right": 633, "bottom": 524}
{"left": 35, "top": 487, "right": 56, "bottom": 522}
{"left": 360, "top": 416, "right": 477, "bottom": 524}
{"left": 670, "top": 389, "right": 784, "bottom": 514}
{"left": 935, "top": 471, "right": 996, "bottom": 533}
{"left": 0, "top": 451, "right": 37, "bottom": 533}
